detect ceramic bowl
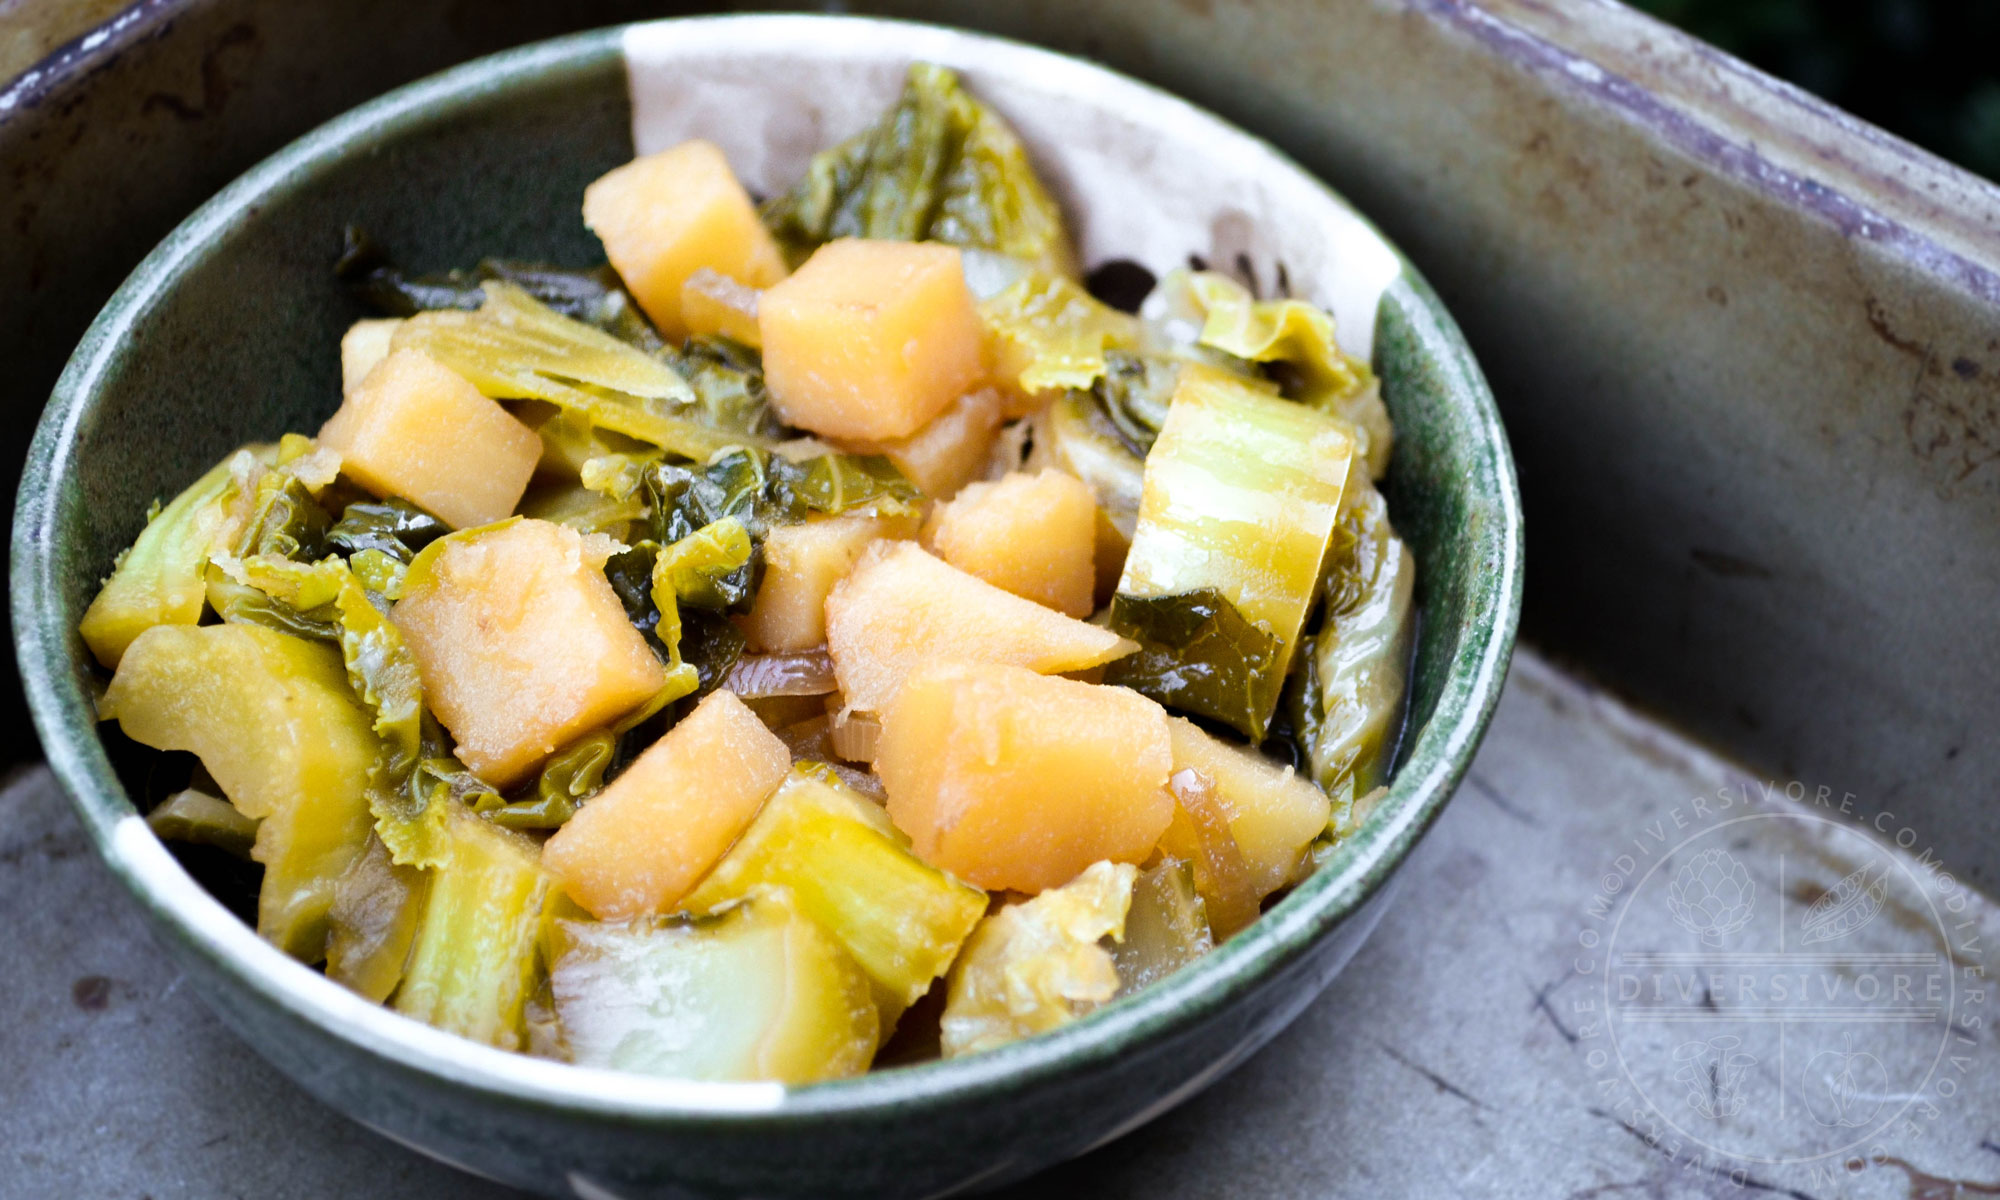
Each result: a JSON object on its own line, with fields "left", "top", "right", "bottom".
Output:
{"left": 12, "top": 15, "right": 1520, "bottom": 1199}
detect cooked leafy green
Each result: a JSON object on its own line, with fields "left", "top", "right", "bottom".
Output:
{"left": 1104, "top": 590, "right": 1285, "bottom": 740}
{"left": 1286, "top": 482, "right": 1415, "bottom": 807}
{"left": 1032, "top": 391, "right": 1147, "bottom": 542}
{"left": 1109, "top": 367, "right": 1359, "bottom": 741}
{"left": 1089, "top": 350, "right": 1181, "bottom": 457}
{"left": 212, "top": 553, "right": 471, "bottom": 868}
{"left": 642, "top": 447, "right": 921, "bottom": 547}
{"left": 338, "top": 226, "right": 665, "bottom": 351}
{"left": 982, "top": 273, "right": 1140, "bottom": 393}
{"left": 79, "top": 447, "right": 266, "bottom": 668}
{"left": 145, "top": 786, "right": 260, "bottom": 859}
{"left": 326, "top": 498, "right": 449, "bottom": 564}
{"left": 392, "top": 283, "right": 779, "bottom": 462}
{"left": 1179, "top": 270, "right": 1392, "bottom": 479}
{"left": 762, "top": 63, "right": 1076, "bottom": 277}
{"left": 655, "top": 516, "right": 759, "bottom": 613}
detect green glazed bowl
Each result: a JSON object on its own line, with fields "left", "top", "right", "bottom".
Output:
{"left": 12, "top": 15, "right": 1520, "bottom": 1199}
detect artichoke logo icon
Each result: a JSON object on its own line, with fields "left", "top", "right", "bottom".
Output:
{"left": 1666, "top": 848, "right": 1755, "bottom": 946}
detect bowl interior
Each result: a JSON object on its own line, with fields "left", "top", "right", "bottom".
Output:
{"left": 13, "top": 16, "right": 1520, "bottom": 1118}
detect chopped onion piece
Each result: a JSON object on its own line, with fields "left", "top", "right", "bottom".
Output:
{"left": 726, "top": 649, "right": 837, "bottom": 698}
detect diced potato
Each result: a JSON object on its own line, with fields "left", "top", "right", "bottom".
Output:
{"left": 549, "top": 895, "right": 878, "bottom": 1084}
{"left": 318, "top": 349, "right": 540, "bottom": 529}
{"left": 826, "top": 541, "right": 1136, "bottom": 714}
{"left": 683, "top": 765, "right": 988, "bottom": 1020}
{"left": 842, "top": 388, "right": 1004, "bottom": 499}
{"left": 393, "top": 519, "right": 667, "bottom": 787}
{"left": 394, "top": 807, "right": 553, "bottom": 1051}
{"left": 100, "top": 623, "right": 377, "bottom": 960}
{"left": 340, "top": 318, "right": 402, "bottom": 395}
{"left": 543, "top": 689, "right": 790, "bottom": 920}
{"left": 922, "top": 469, "right": 1096, "bottom": 617}
{"left": 80, "top": 448, "right": 261, "bottom": 669}
{"left": 877, "top": 659, "right": 1173, "bottom": 893}
{"left": 680, "top": 267, "right": 763, "bottom": 347}
{"left": 760, "top": 239, "right": 987, "bottom": 441}
{"left": 582, "top": 139, "right": 788, "bottom": 338}
{"left": 740, "top": 512, "right": 919, "bottom": 653}
{"left": 1167, "top": 717, "right": 1330, "bottom": 899}
{"left": 941, "top": 860, "right": 1136, "bottom": 1058}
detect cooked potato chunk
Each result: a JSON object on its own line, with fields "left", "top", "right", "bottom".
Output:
{"left": 923, "top": 469, "right": 1096, "bottom": 617}
{"left": 759, "top": 239, "right": 986, "bottom": 441}
{"left": 825, "top": 541, "right": 1136, "bottom": 714}
{"left": 340, "top": 318, "right": 402, "bottom": 395}
{"left": 544, "top": 689, "right": 789, "bottom": 920}
{"left": 318, "top": 349, "right": 540, "bottom": 529}
{"left": 679, "top": 267, "right": 763, "bottom": 347}
{"left": 842, "top": 388, "right": 1004, "bottom": 499}
{"left": 550, "top": 895, "right": 878, "bottom": 1084}
{"left": 740, "top": 512, "right": 919, "bottom": 653}
{"left": 1165, "top": 717, "right": 1331, "bottom": 899}
{"left": 877, "top": 659, "right": 1174, "bottom": 893}
{"left": 392, "top": 519, "right": 667, "bottom": 787}
{"left": 582, "top": 139, "right": 787, "bottom": 338}
{"left": 100, "top": 623, "right": 377, "bottom": 960}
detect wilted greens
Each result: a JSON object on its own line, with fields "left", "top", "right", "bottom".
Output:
{"left": 763, "top": 63, "right": 1077, "bottom": 277}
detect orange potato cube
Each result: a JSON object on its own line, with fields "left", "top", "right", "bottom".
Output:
{"left": 582, "top": 139, "right": 787, "bottom": 338}
{"left": 825, "top": 541, "right": 1136, "bottom": 713}
{"left": 318, "top": 349, "right": 540, "bottom": 529}
{"left": 1163, "top": 717, "right": 1331, "bottom": 899}
{"left": 878, "top": 660, "right": 1174, "bottom": 893}
{"left": 923, "top": 469, "right": 1097, "bottom": 617}
{"left": 340, "top": 318, "right": 401, "bottom": 395}
{"left": 680, "top": 267, "right": 763, "bottom": 347}
{"left": 392, "top": 519, "right": 666, "bottom": 787}
{"left": 759, "top": 239, "right": 986, "bottom": 441}
{"left": 544, "top": 690, "right": 790, "bottom": 920}
{"left": 841, "top": 388, "right": 1004, "bottom": 500}
{"left": 740, "top": 512, "right": 919, "bottom": 653}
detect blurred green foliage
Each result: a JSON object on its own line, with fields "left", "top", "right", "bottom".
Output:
{"left": 1633, "top": 0, "right": 2000, "bottom": 179}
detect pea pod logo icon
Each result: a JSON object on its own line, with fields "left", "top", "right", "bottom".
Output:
{"left": 1666, "top": 847, "right": 1755, "bottom": 946}
{"left": 1799, "top": 862, "right": 1889, "bottom": 945}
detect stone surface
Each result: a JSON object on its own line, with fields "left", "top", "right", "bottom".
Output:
{"left": 9, "top": 651, "right": 1996, "bottom": 1199}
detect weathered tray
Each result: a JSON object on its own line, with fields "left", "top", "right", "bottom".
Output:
{"left": 4, "top": 1, "right": 1996, "bottom": 1195}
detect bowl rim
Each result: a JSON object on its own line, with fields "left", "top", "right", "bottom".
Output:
{"left": 11, "top": 13, "right": 1522, "bottom": 1125}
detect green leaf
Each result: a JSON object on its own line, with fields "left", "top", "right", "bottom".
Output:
{"left": 338, "top": 226, "right": 666, "bottom": 351}
{"left": 1285, "top": 482, "right": 1415, "bottom": 808}
{"left": 1110, "top": 367, "right": 1358, "bottom": 741}
{"left": 214, "top": 553, "right": 463, "bottom": 868}
{"left": 325, "top": 498, "right": 449, "bottom": 565}
{"left": 981, "top": 273, "right": 1141, "bottom": 393}
{"left": 655, "top": 515, "right": 760, "bottom": 613}
{"left": 392, "top": 283, "right": 768, "bottom": 461}
{"left": 762, "top": 63, "right": 1076, "bottom": 277}
{"left": 1104, "top": 589, "right": 1286, "bottom": 740}
{"left": 1180, "top": 270, "right": 1392, "bottom": 478}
